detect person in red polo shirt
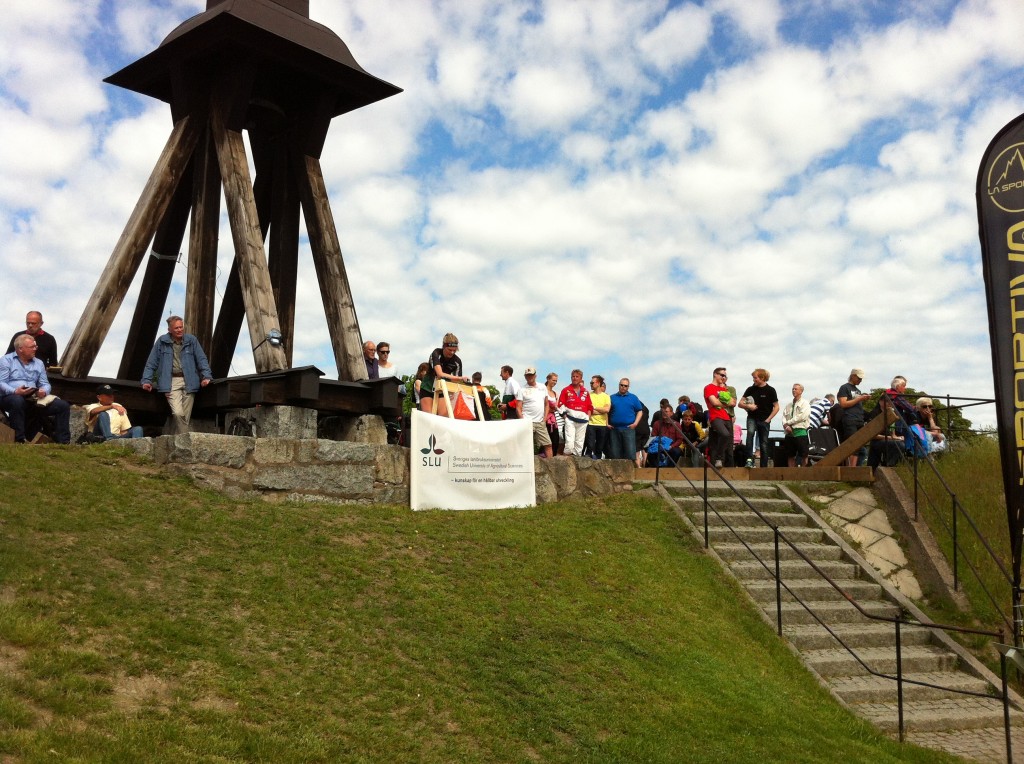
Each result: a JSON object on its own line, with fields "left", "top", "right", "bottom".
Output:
{"left": 558, "top": 369, "right": 593, "bottom": 456}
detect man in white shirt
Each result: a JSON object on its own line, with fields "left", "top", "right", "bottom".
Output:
{"left": 516, "top": 367, "right": 552, "bottom": 458}
{"left": 85, "top": 384, "right": 144, "bottom": 440}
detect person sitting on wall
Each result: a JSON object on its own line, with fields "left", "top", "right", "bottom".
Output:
{"left": 85, "top": 384, "right": 144, "bottom": 440}
{"left": 915, "top": 397, "right": 947, "bottom": 453}
{"left": 0, "top": 333, "right": 71, "bottom": 443}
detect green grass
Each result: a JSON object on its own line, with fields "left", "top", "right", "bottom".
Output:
{"left": 896, "top": 437, "right": 1014, "bottom": 636}
{"left": 0, "top": 446, "right": 957, "bottom": 762}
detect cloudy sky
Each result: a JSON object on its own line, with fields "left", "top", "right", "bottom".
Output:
{"left": 3, "top": 0, "right": 1022, "bottom": 428}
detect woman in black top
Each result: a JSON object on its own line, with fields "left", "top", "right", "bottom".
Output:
{"left": 419, "top": 332, "right": 470, "bottom": 415}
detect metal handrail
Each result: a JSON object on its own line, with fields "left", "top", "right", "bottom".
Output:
{"left": 909, "top": 457, "right": 1014, "bottom": 637}
{"left": 649, "top": 433, "right": 1012, "bottom": 759}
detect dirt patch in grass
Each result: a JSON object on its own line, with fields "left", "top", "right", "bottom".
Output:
{"left": 111, "top": 673, "right": 176, "bottom": 713}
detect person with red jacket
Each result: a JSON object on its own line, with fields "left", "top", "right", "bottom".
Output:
{"left": 557, "top": 369, "right": 593, "bottom": 456}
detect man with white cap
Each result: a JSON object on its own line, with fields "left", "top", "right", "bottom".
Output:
{"left": 837, "top": 368, "right": 870, "bottom": 467}
{"left": 516, "top": 367, "right": 552, "bottom": 458}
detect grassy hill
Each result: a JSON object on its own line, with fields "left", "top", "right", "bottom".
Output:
{"left": 0, "top": 446, "right": 957, "bottom": 763}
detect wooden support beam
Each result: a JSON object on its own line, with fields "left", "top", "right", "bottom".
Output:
{"left": 267, "top": 143, "right": 300, "bottom": 366}
{"left": 210, "top": 101, "right": 287, "bottom": 374}
{"left": 61, "top": 115, "right": 201, "bottom": 378}
{"left": 209, "top": 130, "right": 276, "bottom": 376}
{"left": 296, "top": 152, "right": 366, "bottom": 381}
{"left": 116, "top": 157, "right": 195, "bottom": 379}
{"left": 185, "top": 124, "right": 221, "bottom": 352}
{"left": 816, "top": 408, "right": 898, "bottom": 467}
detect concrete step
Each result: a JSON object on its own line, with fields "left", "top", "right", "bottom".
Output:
{"left": 905, "top": 727, "right": 1024, "bottom": 762}
{"left": 685, "top": 509, "right": 810, "bottom": 528}
{"left": 745, "top": 578, "right": 883, "bottom": 603}
{"left": 784, "top": 622, "right": 933, "bottom": 651}
{"left": 677, "top": 496, "right": 798, "bottom": 513}
{"left": 803, "top": 645, "right": 959, "bottom": 678}
{"left": 730, "top": 558, "right": 859, "bottom": 582}
{"left": 669, "top": 483, "right": 781, "bottom": 499}
{"left": 830, "top": 671, "right": 994, "bottom": 703}
{"left": 705, "top": 525, "right": 825, "bottom": 544}
{"left": 857, "top": 697, "right": 1014, "bottom": 733}
{"left": 714, "top": 542, "right": 845, "bottom": 563}
{"left": 769, "top": 599, "right": 900, "bottom": 625}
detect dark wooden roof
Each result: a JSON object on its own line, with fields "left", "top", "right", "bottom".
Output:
{"left": 105, "top": 0, "right": 401, "bottom": 117}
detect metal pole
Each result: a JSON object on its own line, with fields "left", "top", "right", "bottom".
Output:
{"left": 1002, "top": 652, "right": 1012, "bottom": 764}
{"left": 952, "top": 496, "right": 959, "bottom": 591}
{"left": 774, "top": 526, "right": 783, "bottom": 636}
{"left": 896, "top": 618, "right": 905, "bottom": 742}
{"left": 1014, "top": 582, "right": 1023, "bottom": 649}
{"left": 913, "top": 455, "right": 918, "bottom": 521}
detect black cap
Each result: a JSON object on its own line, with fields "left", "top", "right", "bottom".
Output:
{"left": 95, "top": 384, "right": 117, "bottom": 395}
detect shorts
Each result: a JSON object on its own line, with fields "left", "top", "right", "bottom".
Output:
{"left": 532, "top": 422, "right": 552, "bottom": 448}
{"left": 840, "top": 419, "right": 863, "bottom": 442}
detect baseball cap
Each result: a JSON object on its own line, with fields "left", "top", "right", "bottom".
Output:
{"left": 524, "top": 367, "right": 537, "bottom": 375}
{"left": 850, "top": 368, "right": 865, "bottom": 379}
{"left": 95, "top": 384, "right": 117, "bottom": 395}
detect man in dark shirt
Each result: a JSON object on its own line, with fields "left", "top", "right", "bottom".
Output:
{"left": 362, "top": 340, "right": 379, "bottom": 379}
{"left": 6, "top": 311, "right": 58, "bottom": 368}
{"left": 739, "top": 368, "right": 779, "bottom": 468}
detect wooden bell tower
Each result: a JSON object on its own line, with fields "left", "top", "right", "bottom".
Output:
{"left": 60, "top": 0, "right": 401, "bottom": 383}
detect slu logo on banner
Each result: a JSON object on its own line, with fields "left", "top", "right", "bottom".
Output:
{"left": 420, "top": 434, "right": 444, "bottom": 466}
{"left": 409, "top": 409, "right": 535, "bottom": 511}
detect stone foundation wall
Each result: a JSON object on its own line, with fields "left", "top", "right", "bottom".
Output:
{"left": 113, "top": 434, "right": 635, "bottom": 507}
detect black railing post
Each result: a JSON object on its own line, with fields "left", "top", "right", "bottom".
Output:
{"left": 1015, "top": 583, "right": 1023, "bottom": 649}
{"left": 1001, "top": 652, "right": 1012, "bottom": 764}
{"left": 952, "top": 495, "right": 959, "bottom": 591}
{"left": 912, "top": 456, "right": 919, "bottom": 521}
{"left": 774, "top": 526, "right": 783, "bottom": 636}
{"left": 702, "top": 453, "right": 709, "bottom": 549}
{"left": 895, "top": 618, "right": 905, "bottom": 742}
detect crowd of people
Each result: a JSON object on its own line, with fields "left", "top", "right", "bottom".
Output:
{"left": 1, "top": 311, "right": 213, "bottom": 444}
{"left": 1, "top": 316, "right": 947, "bottom": 468}
{"left": 407, "top": 332, "right": 947, "bottom": 469}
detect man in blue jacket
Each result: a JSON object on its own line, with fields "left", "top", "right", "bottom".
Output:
{"left": 606, "top": 378, "right": 645, "bottom": 460}
{"left": 141, "top": 316, "right": 213, "bottom": 434}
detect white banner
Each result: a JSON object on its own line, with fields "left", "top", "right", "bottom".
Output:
{"left": 409, "top": 409, "right": 536, "bottom": 511}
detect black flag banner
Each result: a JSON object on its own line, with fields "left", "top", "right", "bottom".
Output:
{"left": 977, "top": 111, "right": 1024, "bottom": 642}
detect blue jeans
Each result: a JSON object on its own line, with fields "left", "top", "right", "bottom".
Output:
{"left": 746, "top": 418, "right": 771, "bottom": 467}
{"left": 94, "top": 411, "right": 144, "bottom": 440}
{"left": 607, "top": 427, "right": 636, "bottom": 460}
{"left": 1, "top": 393, "right": 71, "bottom": 443}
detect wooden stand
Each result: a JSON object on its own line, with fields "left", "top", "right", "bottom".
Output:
{"left": 57, "top": 0, "right": 401, "bottom": 390}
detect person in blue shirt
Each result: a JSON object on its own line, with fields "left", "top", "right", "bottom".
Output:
{"left": 606, "top": 378, "right": 645, "bottom": 460}
{"left": 0, "top": 334, "right": 71, "bottom": 443}
{"left": 141, "top": 315, "right": 213, "bottom": 434}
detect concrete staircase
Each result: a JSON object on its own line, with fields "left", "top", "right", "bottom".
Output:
{"left": 666, "top": 480, "right": 1022, "bottom": 763}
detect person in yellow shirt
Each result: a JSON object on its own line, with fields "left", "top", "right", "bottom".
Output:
{"left": 586, "top": 375, "right": 611, "bottom": 459}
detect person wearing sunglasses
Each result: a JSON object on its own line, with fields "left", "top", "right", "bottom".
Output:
{"left": 915, "top": 397, "right": 947, "bottom": 453}
{"left": 704, "top": 367, "right": 735, "bottom": 468}
{"left": 376, "top": 341, "right": 396, "bottom": 378}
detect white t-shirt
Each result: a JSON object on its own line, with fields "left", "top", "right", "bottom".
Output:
{"left": 517, "top": 383, "right": 548, "bottom": 423}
